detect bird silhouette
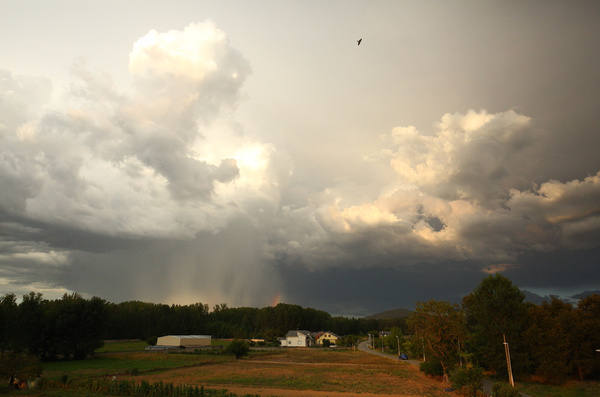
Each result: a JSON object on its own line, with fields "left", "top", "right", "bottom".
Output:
{"left": 357, "top": 38, "right": 362, "bottom": 46}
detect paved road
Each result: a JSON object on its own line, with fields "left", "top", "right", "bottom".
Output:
{"left": 357, "top": 340, "right": 420, "bottom": 365}
{"left": 357, "top": 340, "right": 531, "bottom": 397}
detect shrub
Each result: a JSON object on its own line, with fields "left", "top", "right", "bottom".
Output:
{"left": 322, "top": 339, "right": 331, "bottom": 348}
{"left": 492, "top": 382, "right": 520, "bottom": 397}
{"left": 419, "top": 360, "right": 443, "bottom": 377}
{"left": 0, "top": 352, "right": 42, "bottom": 384}
{"left": 145, "top": 336, "right": 157, "bottom": 346}
{"left": 225, "top": 339, "right": 250, "bottom": 359}
{"left": 450, "top": 367, "right": 484, "bottom": 397}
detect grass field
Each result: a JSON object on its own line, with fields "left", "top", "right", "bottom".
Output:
{"left": 120, "top": 348, "right": 453, "bottom": 396}
{"left": 9, "top": 347, "right": 600, "bottom": 397}
{"left": 96, "top": 340, "right": 149, "bottom": 353}
{"left": 43, "top": 352, "right": 233, "bottom": 381}
{"left": 517, "top": 380, "right": 600, "bottom": 397}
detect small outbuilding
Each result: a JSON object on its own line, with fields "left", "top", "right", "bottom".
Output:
{"left": 156, "top": 335, "right": 211, "bottom": 347}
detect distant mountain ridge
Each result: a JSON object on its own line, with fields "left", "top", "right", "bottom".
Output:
{"left": 571, "top": 290, "right": 600, "bottom": 300}
{"left": 365, "top": 308, "right": 413, "bottom": 319}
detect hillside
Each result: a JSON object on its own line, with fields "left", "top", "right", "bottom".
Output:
{"left": 365, "top": 307, "right": 413, "bottom": 320}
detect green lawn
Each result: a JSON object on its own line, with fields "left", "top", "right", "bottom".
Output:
{"left": 42, "top": 352, "right": 233, "bottom": 380}
{"left": 211, "top": 339, "right": 232, "bottom": 348}
{"left": 517, "top": 381, "right": 600, "bottom": 397}
{"left": 95, "top": 340, "right": 148, "bottom": 353}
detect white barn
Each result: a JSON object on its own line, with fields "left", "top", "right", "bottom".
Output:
{"left": 156, "top": 335, "right": 211, "bottom": 347}
{"left": 280, "top": 330, "right": 314, "bottom": 347}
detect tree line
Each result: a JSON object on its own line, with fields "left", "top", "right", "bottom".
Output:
{"left": 0, "top": 292, "right": 405, "bottom": 361}
{"left": 405, "top": 275, "right": 600, "bottom": 385}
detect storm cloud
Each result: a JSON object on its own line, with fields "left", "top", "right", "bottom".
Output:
{"left": 2, "top": 3, "right": 600, "bottom": 314}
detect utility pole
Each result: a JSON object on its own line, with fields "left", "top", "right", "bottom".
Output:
{"left": 503, "top": 334, "right": 515, "bottom": 388}
{"left": 422, "top": 336, "right": 426, "bottom": 362}
{"left": 381, "top": 331, "right": 384, "bottom": 352}
{"left": 458, "top": 337, "right": 462, "bottom": 368}
{"left": 396, "top": 335, "right": 400, "bottom": 356}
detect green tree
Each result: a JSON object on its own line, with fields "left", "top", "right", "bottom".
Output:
{"left": 462, "top": 275, "right": 529, "bottom": 379}
{"left": 408, "top": 300, "right": 465, "bottom": 382}
{"left": 225, "top": 339, "right": 250, "bottom": 359}
{"left": 384, "top": 327, "right": 403, "bottom": 353}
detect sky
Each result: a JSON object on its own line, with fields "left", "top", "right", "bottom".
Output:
{"left": 1, "top": 0, "right": 600, "bottom": 315}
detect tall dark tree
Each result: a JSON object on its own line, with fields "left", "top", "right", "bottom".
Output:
{"left": 572, "top": 294, "right": 600, "bottom": 380}
{"left": 0, "top": 294, "right": 18, "bottom": 354}
{"left": 17, "top": 292, "right": 46, "bottom": 357}
{"left": 523, "top": 297, "right": 574, "bottom": 383}
{"left": 462, "top": 275, "right": 530, "bottom": 379}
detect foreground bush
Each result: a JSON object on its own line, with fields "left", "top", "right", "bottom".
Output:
{"left": 450, "top": 367, "right": 483, "bottom": 397}
{"left": 419, "top": 360, "right": 443, "bottom": 377}
{"left": 62, "top": 378, "right": 259, "bottom": 397}
{"left": 492, "top": 382, "right": 520, "bottom": 397}
{"left": 0, "top": 352, "right": 41, "bottom": 387}
{"left": 225, "top": 339, "right": 249, "bottom": 359}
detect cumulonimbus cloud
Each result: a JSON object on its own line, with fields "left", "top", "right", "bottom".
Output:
{"left": 1, "top": 21, "right": 600, "bottom": 307}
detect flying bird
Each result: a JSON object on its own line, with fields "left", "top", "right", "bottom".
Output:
{"left": 357, "top": 38, "right": 362, "bottom": 46}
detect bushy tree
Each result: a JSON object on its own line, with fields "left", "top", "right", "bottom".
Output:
{"left": 492, "top": 382, "right": 520, "bottom": 397}
{"left": 384, "top": 327, "right": 403, "bottom": 353}
{"left": 450, "top": 367, "right": 484, "bottom": 397}
{"left": 420, "top": 360, "right": 443, "bottom": 377}
{"left": 225, "top": 339, "right": 249, "bottom": 359}
{"left": 408, "top": 300, "right": 465, "bottom": 382}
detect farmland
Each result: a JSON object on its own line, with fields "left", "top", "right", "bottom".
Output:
{"left": 122, "top": 348, "right": 452, "bottom": 396}
{"left": 6, "top": 345, "right": 456, "bottom": 397}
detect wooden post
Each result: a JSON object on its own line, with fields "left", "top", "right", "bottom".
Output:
{"left": 503, "top": 334, "right": 515, "bottom": 387}
{"left": 458, "top": 337, "right": 462, "bottom": 368}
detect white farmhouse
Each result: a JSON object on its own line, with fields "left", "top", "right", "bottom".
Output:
{"left": 279, "top": 330, "right": 314, "bottom": 347}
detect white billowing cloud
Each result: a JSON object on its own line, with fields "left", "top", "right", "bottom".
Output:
{"left": 0, "top": 21, "right": 268, "bottom": 240}
{"left": 130, "top": 21, "right": 230, "bottom": 81}
{"left": 295, "top": 110, "right": 600, "bottom": 268}
{"left": 386, "top": 110, "right": 533, "bottom": 205}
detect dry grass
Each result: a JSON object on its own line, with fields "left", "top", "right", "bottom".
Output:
{"left": 124, "top": 348, "right": 455, "bottom": 397}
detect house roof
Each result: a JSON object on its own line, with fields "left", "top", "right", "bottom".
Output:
{"left": 161, "top": 335, "right": 211, "bottom": 338}
{"left": 285, "top": 330, "right": 312, "bottom": 338}
{"left": 319, "top": 332, "right": 339, "bottom": 338}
